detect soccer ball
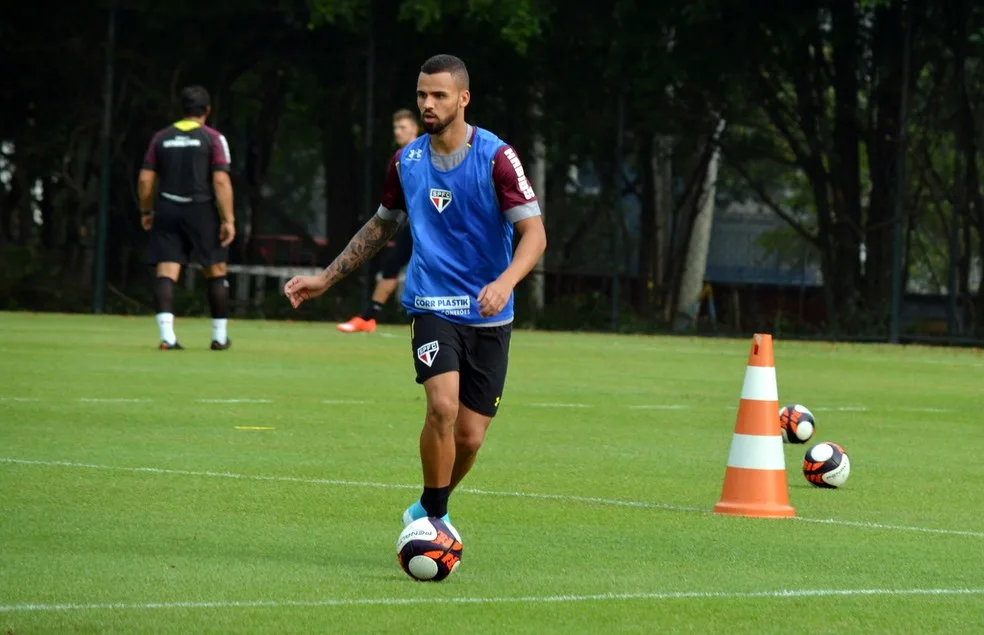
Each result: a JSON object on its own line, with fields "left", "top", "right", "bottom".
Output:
{"left": 396, "top": 517, "right": 462, "bottom": 582}
{"left": 779, "top": 404, "right": 816, "bottom": 444}
{"left": 802, "top": 442, "right": 851, "bottom": 488}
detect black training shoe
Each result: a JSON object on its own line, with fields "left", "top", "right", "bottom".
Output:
{"left": 210, "top": 339, "right": 231, "bottom": 351}
{"left": 160, "top": 341, "right": 184, "bottom": 350}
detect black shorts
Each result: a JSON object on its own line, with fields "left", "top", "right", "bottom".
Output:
{"left": 410, "top": 312, "right": 512, "bottom": 417}
{"left": 145, "top": 198, "right": 227, "bottom": 267}
{"left": 379, "top": 226, "right": 413, "bottom": 279}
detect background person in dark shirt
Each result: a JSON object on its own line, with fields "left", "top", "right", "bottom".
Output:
{"left": 138, "top": 85, "right": 235, "bottom": 351}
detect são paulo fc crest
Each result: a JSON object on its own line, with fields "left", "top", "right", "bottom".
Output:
{"left": 430, "top": 188, "right": 452, "bottom": 213}
{"left": 416, "top": 340, "right": 439, "bottom": 367}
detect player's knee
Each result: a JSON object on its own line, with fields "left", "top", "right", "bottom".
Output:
{"left": 454, "top": 428, "right": 485, "bottom": 455}
{"left": 425, "top": 396, "right": 458, "bottom": 430}
{"left": 156, "top": 262, "right": 181, "bottom": 280}
{"left": 205, "top": 263, "right": 227, "bottom": 277}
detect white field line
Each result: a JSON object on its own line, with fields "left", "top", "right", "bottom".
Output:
{"left": 0, "top": 397, "right": 964, "bottom": 414}
{"left": 525, "top": 402, "right": 592, "bottom": 408}
{"left": 1, "top": 587, "right": 983, "bottom": 613}
{"left": 627, "top": 404, "right": 689, "bottom": 410}
{"left": 792, "top": 516, "right": 984, "bottom": 538}
{"left": 519, "top": 338, "right": 984, "bottom": 369}
{"left": 0, "top": 458, "right": 417, "bottom": 492}
{"left": 2, "top": 458, "right": 982, "bottom": 539}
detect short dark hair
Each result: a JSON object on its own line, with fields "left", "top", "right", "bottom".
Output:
{"left": 392, "top": 108, "right": 416, "bottom": 122}
{"left": 420, "top": 54, "right": 469, "bottom": 89}
{"left": 180, "top": 85, "right": 211, "bottom": 117}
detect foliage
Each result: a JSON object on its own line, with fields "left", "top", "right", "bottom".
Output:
{"left": 2, "top": 0, "right": 984, "bottom": 338}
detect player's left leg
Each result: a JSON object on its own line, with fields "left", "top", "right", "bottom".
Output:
{"left": 450, "top": 322, "right": 512, "bottom": 493}
{"left": 186, "top": 206, "right": 231, "bottom": 350}
{"left": 403, "top": 313, "right": 464, "bottom": 525}
{"left": 154, "top": 262, "right": 183, "bottom": 350}
{"left": 448, "top": 405, "right": 492, "bottom": 493}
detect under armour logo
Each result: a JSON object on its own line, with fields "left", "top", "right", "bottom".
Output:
{"left": 405, "top": 149, "right": 423, "bottom": 161}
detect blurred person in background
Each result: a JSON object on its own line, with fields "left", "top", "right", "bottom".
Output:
{"left": 336, "top": 108, "right": 420, "bottom": 333}
{"left": 138, "top": 85, "right": 235, "bottom": 351}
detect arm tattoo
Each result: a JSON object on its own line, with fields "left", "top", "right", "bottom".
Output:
{"left": 322, "top": 215, "right": 401, "bottom": 286}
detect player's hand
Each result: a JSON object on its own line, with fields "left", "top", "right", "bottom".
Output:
{"left": 219, "top": 221, "right": 236, "bottom": 248}
{"left": 284, "top": 274, "right": 329, "bottom": 309}
{"left": 477, "top": 279, "right": 513, "bottom": 317}
{"left": 140, "top": 211, "right": 153, "bottom": 231}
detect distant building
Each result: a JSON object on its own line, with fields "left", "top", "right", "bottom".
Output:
{"left": 705, "top": 198, "right": 822, "bottom": 287}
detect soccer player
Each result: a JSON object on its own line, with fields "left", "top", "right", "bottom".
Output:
{"left": 337, "top": 108, "right": 420, "bottom": 333}
{"left": 139, "top": 85, "right": 235, "bottom": 351}
{"left": 284, "top": 54, "right": 546, "bottom": 525}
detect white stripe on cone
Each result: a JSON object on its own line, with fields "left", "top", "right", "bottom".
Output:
{"left": 726, "top": 433, "right": 786, "bottom": 470}
{"left": 739, "top": 366, "right": 778, "bottom": 402}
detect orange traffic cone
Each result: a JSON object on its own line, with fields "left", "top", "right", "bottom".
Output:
{"left": 713, "top": 333, "right": 796, "bottom": 518}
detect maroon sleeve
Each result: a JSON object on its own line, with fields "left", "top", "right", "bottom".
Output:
{"left": 208, "top": 127, "right": 231, "bottom": 172}
{"left": 491, "top": 145, "right": 537, "bottom": 212}
{"left": 141, "top": 132, "right": 159, "bottom": 171}
{"left": 380, "top": 149, "right": 407, "bottom": 211}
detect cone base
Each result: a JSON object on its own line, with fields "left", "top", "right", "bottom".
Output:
{"left": 714, "top": 466, "right": 795, "bottom": 518}
{"left": 712, "top": 500, "right": 796, "bottom": 518}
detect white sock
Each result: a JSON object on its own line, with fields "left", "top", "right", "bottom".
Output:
{"left": 156, "top": 313, "right": 176, "bottom": 345}
{"left": 212, "top": 318, "right": 228, "bottom": 344}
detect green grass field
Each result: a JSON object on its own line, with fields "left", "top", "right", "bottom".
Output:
{"left": 2, "top": 311, "right": 983, "bottom": 634}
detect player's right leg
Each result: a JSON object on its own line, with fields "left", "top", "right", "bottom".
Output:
{"left": 146, "top": 202, "right": 190, "bottom": 350}
{"left": 203, "top": 263, "right": 231, "bottom": 350}
{"left": 403, "top": 313, "right": 463, "bottom": 525}
{"left": 153, "top": 263, "right": 183, "bottom": 349}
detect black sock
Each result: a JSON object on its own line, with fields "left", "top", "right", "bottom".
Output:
{"left": 362, "top": 301, "right": 383, "bottom": 321}
{"left": 420, "top": 486, "right": 450, "bottom": 518}
{"left": 207, "top": 276, "right": 230, "bottom": 319}
{"left": 154, "top": 277, "right": 174, "bottom": 314}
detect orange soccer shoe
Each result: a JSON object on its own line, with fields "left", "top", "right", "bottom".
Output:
{"left": 336, "top": 316, "right": 377, "bottom": 333}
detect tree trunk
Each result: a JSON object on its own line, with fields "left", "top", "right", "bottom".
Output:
{"left": 242, "top": 67, "right": 289, "bottom": 263}
{"left": 662, "top": 139, "right": 713, "bottom": 322}
{"left": 865, "top": 1, "right": 906, "bottom": 326}
{"left": 952, "top": 13, "right": 984, "bottom": 335}
{"left": 322, "top": 94, "right": 361, "bottom": 259}
{"left": 0, "top": 166, "right": 21, "bottom": 246}
{"left": 674, "top": 119, "right": 725, "bottom": 331}
{"left": 976, "top": 221, "right": 984, "bottom": 337}
{"left": 637, "top": 136, "right": 655, "bottom": 317}
{"left": 40, "top": 175, "right": 56, "bottom": 250}
{"left": 830, "top": 0, "right": 869, "bottom": 324}
{"left": 15, "top": 167, "right": 35, "bottom": 246}
{"left": 959, "top": 206, "right": 973, "bottom": 329}
{"left": 654, "top": 135, "right": 673, "bottom": 297}
{"left": 638, "top": 133, "right": 673, "bottom": 319}
{"left": 941, "top": 0, "right": 979, "bottom": 333}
